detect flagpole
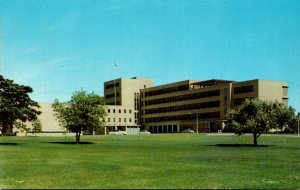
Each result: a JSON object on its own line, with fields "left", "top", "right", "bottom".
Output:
{"left": 114, "top": 63, "right": 117, "bottom": 131}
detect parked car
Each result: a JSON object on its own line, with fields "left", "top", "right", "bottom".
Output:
{"left": 139, "top": 130, "right": 151, "bottom": 135}
{"left": 108, "top": 130, "right": 127, "bottom": 135}
{"left": 182, "top": 129, "right": 195, "bottom": 133}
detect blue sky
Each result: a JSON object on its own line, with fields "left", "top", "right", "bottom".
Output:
{"left": 1, "top": 0, "right": 300, "bottom": 112}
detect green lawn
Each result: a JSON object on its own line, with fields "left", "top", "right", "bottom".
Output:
{"left": 0, "top": 134, "right": 299, "bottom": 189}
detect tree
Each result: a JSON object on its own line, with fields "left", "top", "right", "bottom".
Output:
{"left": 0, "top": 75, "right": 41, "bottom": 135}
{"left": 225, "top": 99, "right": 295, "bottom": 146}
{"left": 52, "top": 90, "right": 106, "bottom": 144}
{"left": 31, "top": 119, "right": 43, "bottom": 134}
{"left": 290, "top": 112, "right": 300, "bottom": 134}
{"left": 14, "top": 121, "right": 31, "bottom": 134}
{"left": 271, "top": 102, "right": 296, "bottom": 132}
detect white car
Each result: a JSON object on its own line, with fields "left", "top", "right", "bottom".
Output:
{"left": 139, "top": 130, "right": 151, "bottom": 135}
{"left": 108, "top": 130, "right": 127, "bottom": 135}
{"left": 182, "top": 129, "right": 195, "bottom": 133}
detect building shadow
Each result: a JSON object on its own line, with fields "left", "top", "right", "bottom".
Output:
{"left": 0, "top": 143, "right": 23, "bottom": 146}
{"left": 206, "top": 144, "right": 274, "bottom": 147}
{"left": 41, "top": 142, "right": 95, "bottom": 145}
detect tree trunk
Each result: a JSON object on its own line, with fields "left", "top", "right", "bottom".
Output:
{"left": 75, "top": 131, "right": 81, "bottom": 144}
{"left": 253, "top": 136, "right": 258, "bottom": 146}
{"left": 1, "top": 122, "right": 12, "bottom": 135}
{"left": 1, "top": 125, "right": 7, "bottom": 135}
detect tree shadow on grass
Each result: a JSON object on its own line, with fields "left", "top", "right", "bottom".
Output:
{"left": 206, "top": 144, "right": 275, "bottom": 147}
{"left": 41, "top": 142, "right": 95, "bottom": 145}
{"left": 0, "top": 143, "right": 23, "bottom": 146}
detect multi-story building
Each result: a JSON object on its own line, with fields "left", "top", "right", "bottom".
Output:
{"left": 103, "top": 77, "right": 153, "bottom": 134}
{"left": 13, "top": 77, "right": 288, "bottom": 136}
{"left": 140, "top": 79, "right": 288, "bottom": 133}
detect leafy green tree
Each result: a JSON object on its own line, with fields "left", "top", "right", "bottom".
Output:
{"left": 226, "top": 99, "right": 295, "bottom": 146}
{"left": 291, "top": 112, "right": 300, "bottom": 134}
{"left": 31, "top": 119, "right": 43, "bottom": 134}
{"left": 0, "top": 75, "right": 41, "bottom": 135}
{"left": 271, "top": 102, "right": 296, "bottom": 132}
{"left": 52, "top": 90, "right": 106, "bottom": 144}
{"left": 14, "top": 121, "right": 30, "bottom": 134}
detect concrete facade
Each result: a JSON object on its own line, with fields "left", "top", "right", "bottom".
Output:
{"left": 140, "top": 79, "right": 288, "bottom": 133}
{"left": 15, "top": 103, "right": 62, "bottom": 136}
{"left": 103, "top": 77, "right": 153, "bottom": 134}
{"left": 12, "top": 77, "right": 288, "bottom": 136}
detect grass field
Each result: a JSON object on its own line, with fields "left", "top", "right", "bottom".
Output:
{"left": 0, "top": 134, "right": 299, "bottom": 189}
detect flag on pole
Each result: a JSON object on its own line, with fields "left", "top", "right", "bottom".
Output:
{"left": 114, "top": 63, "right": 118, "bottom": 69}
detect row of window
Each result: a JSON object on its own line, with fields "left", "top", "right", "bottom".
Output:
{"left": 105, "top": 92, "right": 120, "bottom": 99}
{"left": 143, "top": 90, "right": 220, "bottom": 106}
{"left": 105, "top": 82, "right": 120, "bottom": 89}
{"left": 144, "top": 101, "right": 220, "bottom": 115}
{"left": 233, "top": 97, "right": 254, "bottom": 106}
{"left": 144, "top": 112, "right": 220, "bottom": 123}
{"left": 107, "top": 109, "right": 132, "bottom": 114}
{"left": 144, "top": 84, "right": 190, "bottom": 97}
{"left": 106, "top": 101, "right": 121, "bottom": 105}
{"left": 233, "top": 85, "right": 254, "bottom": 94}
{"left": 107, "top": 117, "right": 133, "bottom": 123}
{"left": 134, "top": 93, "right": 140, "bottom": 110}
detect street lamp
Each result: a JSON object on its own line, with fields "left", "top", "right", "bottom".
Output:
{"left": 188, "top": 112, "right": 198, "bottom": 134}
{"left": 298, "top": 118, "right": 300, "bottom": 136}
{"left": 196, "top": 113, "right": 199, "bottom": 134}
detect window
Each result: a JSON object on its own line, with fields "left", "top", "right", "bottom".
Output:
{"left": 224, "top": 88, "right": 228, "bottom": 100}
{"left": 124, "top": 118, "right": 127, "bottom": 122}
{"left": 282, "top": 86, "right": 288, "bottom": 96}
{"left": 282, "top": 98, "right": 288, "bottom": 105}
{"left": 119, "top": 118, "right": 121, "bottom": 122}
{"left": 124, "top": 109, "right": 126, "bottom": 114}
{"left": 113, "top": 118, "right": 115, "bottom": 122}
{"left": 129, "top": 118, "right": 132, "bottom": 123}
{"left": 105, "top": 84, "right": 112, "bottom": 89}
{"left": 234, "top": 85, "right": 254, "bottom": 94}
{"left": 105, "top": 94, "right": 115, "bottom": 99}
{"left": 113, "top": 109, "right": 115, "bottom": 113}
{"left": 108, "top": 118, "right": 111, "bottom": 122}
{"left": 144, "top": 112, "right": 220, "bottom": 123}
{"left": 143, "top": 90, "right": 220, "bottom": 106}
{"left": 233, "top": 98, "right": 245, "bottom": 106}
{"left": 108, "top": 109, "right": 110, "bottom": 113}
{"left": 144, "top": 101, "right": 220, "bottom": 115}
{"left": 119, "top": 109, "right": 121, "bottom": 113}
{"left": 129, "top": 109, "right": 132, "bottom": 114}
{"left": 233, "top": 97, "right": 253, "bottom": 106}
